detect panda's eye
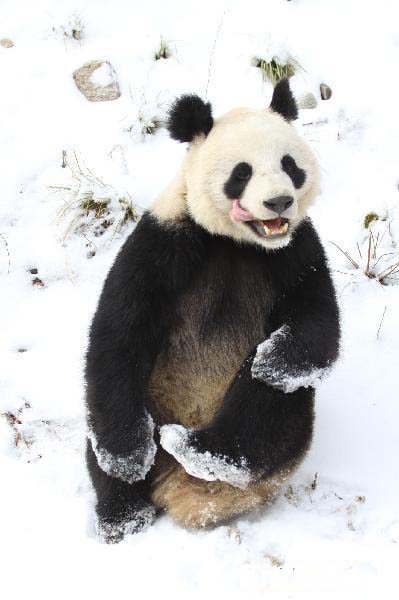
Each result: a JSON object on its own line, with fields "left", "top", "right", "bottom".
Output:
{"left": 224, "top": 162, "right": 253, "bottom": 199}
{"left": 234, "top": 162, "right": 252, "bottom": 181}
{"left": 281, "top": 154, "right": 306, "bottom": 189}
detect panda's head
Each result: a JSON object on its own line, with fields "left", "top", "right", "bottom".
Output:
{"left": 155, "top": 79, "right": 320, "bottom": 251}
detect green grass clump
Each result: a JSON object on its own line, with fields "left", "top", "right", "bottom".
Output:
{"left": 81, "top": 194, "right": 109, "bottom": 219}
{"left": 364, "top": 212, "right": 379, "bottom": 229}
{"left": 141, "top": 117, "right": 161, "bottom": 136}
{"left": 52, "top": 11, "right": 85, "bottom": 43}
{"left": 252, "top": 56, "right": 301, "bottom": 86}
{"left": 154, "top": 37, "right": 171, "bottom": 60}
{"left": 119, "top": 197, "right": 139, "bottom": 226}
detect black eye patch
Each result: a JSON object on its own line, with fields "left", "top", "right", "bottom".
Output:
{"left": 281, "top": 155, "right": 306, "bottom": 189}
{"left": 224, "top": 162, "right": 253, "bottom": 199}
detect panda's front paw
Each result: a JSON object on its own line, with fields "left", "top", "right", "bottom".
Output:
{"left": 95, "top": 497, "right": 155, "bottom": 544}
{"left": 251, "top": 325, "right": 329, "bottom": 393}
{"left": 160, "top": 424, "right": 251, "bottom": 489}
{"left": 88, "top": 413, "right": 157, "bottom": 484}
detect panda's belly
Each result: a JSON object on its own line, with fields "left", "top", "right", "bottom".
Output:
{"left": 148, "top": 246, "right": 273, "bottom": 428}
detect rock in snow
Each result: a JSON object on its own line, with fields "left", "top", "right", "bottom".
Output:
{"left": 320, "top": 82, "right": 332, "bottom": 100}
{"left": 0, "top": 38, "right": 14, "bottom": 48}
{"left": 298, "top": 92, "right": 318, "bottom": 109}
{"left": 73, "top": 60, "right": 121, "bottom": 102}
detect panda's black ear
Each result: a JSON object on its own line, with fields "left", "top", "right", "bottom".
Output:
{"left": 269, "top": 78, "right": 298, "bottom": 121}
{"left": 167, "top": 94, "right": 213, "bottom": 143}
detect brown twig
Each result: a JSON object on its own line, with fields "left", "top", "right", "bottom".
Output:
{"left": 205, "top": 11, "right": 226, "bottom": 99}
{"left": 376, "top": 305, "right": 387, "bottom": 339}
{"left": 0, "top": 232, "right": 11, "bottom": 274}
{"left": 329, "top": 241, "right": 359, "bottom": 269}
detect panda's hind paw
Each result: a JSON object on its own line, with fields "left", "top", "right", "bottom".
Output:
{"left": 160, "top": 424, "right": 251, "bottom": 490}
{"left": 95, "top": 498, "right": 155, "bottom": 544}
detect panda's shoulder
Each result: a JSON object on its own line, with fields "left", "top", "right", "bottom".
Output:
{"left": 108, "top": 211, "right": 209, "bottom": 291}
{"left": 119, "top": 211, "right": 207, "bottom": 256}
{"left": 290, "top": 218, "right": 326, "bottom": 263}
{"left": 266, "top": 218, "right": 329, "bottom": 289}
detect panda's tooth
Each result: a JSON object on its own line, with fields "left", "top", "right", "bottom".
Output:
{"left": 263, "top": 224, "right": 271, "bottom": 235}
{"left": 262, "top": 221, "right": 289, "bottom": 237}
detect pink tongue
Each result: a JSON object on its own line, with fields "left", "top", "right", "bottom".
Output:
{"left": 230, "top": 199, "right": 255, "bottom": 222}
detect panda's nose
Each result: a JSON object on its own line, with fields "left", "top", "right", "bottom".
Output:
{"left": 263, "top": 195, "right": 294, "bottom": 215}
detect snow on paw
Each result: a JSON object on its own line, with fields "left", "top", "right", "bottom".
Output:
{"left": 251, "top": 325, "right": 330, "bottom": 393}
{"left": 96, "top": 500, "right": 156, "bottom": 544}
{"left": 265, "top": 365, "right": 330, "bottom": 393}
{"left": 88, "top": 413, "right": 157, "bottom": 484}
{"left": 160, "top": 424, "right": 251, "bottom": 490}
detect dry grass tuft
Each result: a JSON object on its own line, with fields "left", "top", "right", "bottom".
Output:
{"left": 51, "top": 11, "right": 85, "bottom": 43}
{"left": 124, "top": 88, "right": 163, "bottom": 139}
{"left": 1, "top": 402, "right": 31, "bottom": 449}
{"left": 331, "top": 223, "right": 399, "bottom": 287}
{"left": 50, "top": 150, "right": 139, "bottom": 249}
{"left": 252, "top": 55, "right": 302, "bottom": 86}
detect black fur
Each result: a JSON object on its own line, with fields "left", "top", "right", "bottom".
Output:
{"left": 224, "top": 162, "right": 253, "bottom": 199}
{"left": 167, "top": 94, "right": 213, "bottom": 143}
{"left": 86, "top": 213, "right": 340, "bottom": 534}
{"left": 269, "top": 77, "right": 298, "bottom": 121}
{"left": 281, "top": 154, "right": 306, "bottom": 189}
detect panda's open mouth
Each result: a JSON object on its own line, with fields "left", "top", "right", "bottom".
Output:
{"left": 246, "top": 217, "right": 289, "bottom": 238}
{"left": 229, "top": 200, "right": 290, "bottom": 239}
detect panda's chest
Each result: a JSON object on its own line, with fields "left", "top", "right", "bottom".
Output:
{"left": 148, "top": 241, "right": 274, "bottom": 428}
{"left": 175, "top": 244, "right": 273, "bottom": 346}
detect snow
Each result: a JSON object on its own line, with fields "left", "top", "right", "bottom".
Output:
{"left": 252, "top": 325, "right": 331, "bottom": 392}
{"left": 160, "top": 424, "right": 251, "bottom": 489}
{"left": 89, "top": 61, "right": 116, "bottom": 87}
{"left": 1, "top": 0, "right": 399, "bottom": 597}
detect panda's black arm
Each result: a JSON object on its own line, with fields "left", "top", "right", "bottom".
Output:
{"left": 201, "top": 248, "right": 340, "bottom": 476}
{"left": 252, "top": 230, "right": 341, "bottom": 390}
{"left": 160, "top": 353, "right": 316, "bottom": 483}
{"left": 85, "top": 212, "right": 206, "bottom": 483}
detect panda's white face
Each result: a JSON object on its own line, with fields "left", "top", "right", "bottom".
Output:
{"left": 185, "top": 108, "right": 320, "bottom": 250}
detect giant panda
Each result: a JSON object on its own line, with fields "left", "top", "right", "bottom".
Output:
{"left": 85, "top": 78, "right": 340, "bottom": 543}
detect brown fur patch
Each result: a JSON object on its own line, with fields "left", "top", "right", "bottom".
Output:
{"left": 151, "top": 461, "right": 290, "bottom": 529}
{"left": 148, "top": 241, "right": 272, "bottom": 428}
{"left": 146, "top": 234, "right": 281, "bottom": 528}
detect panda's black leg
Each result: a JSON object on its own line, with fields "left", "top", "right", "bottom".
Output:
{"left": 86, "top": 440, "right": 156, "bottom": 543}
{"left": 160, "top": 351, "right": 315, "bottom": 486}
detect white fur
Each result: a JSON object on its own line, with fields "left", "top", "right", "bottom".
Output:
{"left": 151, "top": 107, "right": 320, "bottom": 250}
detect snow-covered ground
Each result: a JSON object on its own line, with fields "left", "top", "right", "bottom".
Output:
{"left": 1, "top": 0, "right": 399, "bottom": 597}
